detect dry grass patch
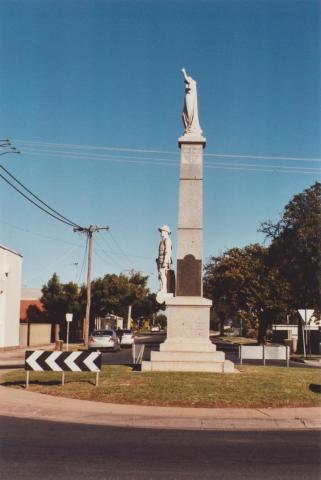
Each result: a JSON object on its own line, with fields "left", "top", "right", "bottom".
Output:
{"left": 2, "top": 365, "right": 321, "bottom": 408}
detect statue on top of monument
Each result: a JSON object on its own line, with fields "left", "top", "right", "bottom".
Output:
{"left": 181, "top": 68, "right": 203, "bottom": 136}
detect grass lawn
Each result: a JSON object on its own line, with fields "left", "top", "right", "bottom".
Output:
{"left": 2, "top": 365, "right": 321, "bottom": 408}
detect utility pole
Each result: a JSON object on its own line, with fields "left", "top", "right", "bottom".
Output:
{"left": 74, "top": 225, "right": 109, "bottom": 348}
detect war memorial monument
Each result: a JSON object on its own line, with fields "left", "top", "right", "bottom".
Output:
{"left": 142, "top": 69, "right": 235, "bottom": 373}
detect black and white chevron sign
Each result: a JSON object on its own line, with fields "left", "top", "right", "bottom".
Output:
{"left": 25, "top": 350, "right": 102, "bottom": 372}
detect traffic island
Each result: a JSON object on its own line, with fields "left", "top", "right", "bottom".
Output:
{"left": 2, "top": 365, "right": 321, "bottom": 409}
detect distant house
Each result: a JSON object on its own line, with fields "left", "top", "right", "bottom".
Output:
{"left": 20, "top": 288, "right": 52, "bottom": 347}
{"left": 20, "top": 288, "right": 45, "bottom": 323}
{"left": 0, "top": 244, "right": 22, "bottom": 350}
{"left": 95, "top": 314, "right": 124, "bottom": 331}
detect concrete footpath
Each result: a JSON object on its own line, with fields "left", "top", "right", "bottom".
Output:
{"left": 0, "top": 345, "right": 320, "bottom": 431}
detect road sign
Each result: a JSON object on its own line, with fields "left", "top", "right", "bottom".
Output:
{"left": 298, "top": 309, "right": 314, "bottom": 323}
{"left": 65, "top": 313, "right": 73, "bottom": 351}
{"left": 25, "top": 350, "right": 102, "bottom": 388}
{"left": 25, "top": 350, "right": 102, "bottom": 372}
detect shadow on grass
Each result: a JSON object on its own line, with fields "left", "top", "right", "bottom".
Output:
{"left": 1, "top": 379, "right": 61, "bottom": 388}
{"left": 1, "top": 380, "right": 27, "bottom": 388}
{"left": 309, "top": 384, "right": 321, "bottom": 394}
{"left": 1, "top": 378, "right": 98, "bottom": 388}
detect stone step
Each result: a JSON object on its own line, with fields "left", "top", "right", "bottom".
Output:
{"left": 141, "top": 359, "right": 235, "bottom": 373}
{"left": 160, "top": 340, "right": 217, "bottom": 354}
{"left": 150, "top": 350, "right": 225, "bottom": 362}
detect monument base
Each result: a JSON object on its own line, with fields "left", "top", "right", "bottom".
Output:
{"left": 141, "top": 296, "right": 236, "bottom": 373}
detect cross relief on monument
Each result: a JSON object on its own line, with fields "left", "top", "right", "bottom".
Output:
{"left": 181, "top": 146, "right": 202, "bottom": 164}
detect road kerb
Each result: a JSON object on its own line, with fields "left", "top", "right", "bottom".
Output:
{"left": 0, "top": 385, "right": 320, "bottom": 431}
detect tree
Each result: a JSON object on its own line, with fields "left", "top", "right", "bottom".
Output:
{"left": 204, "top": 244, "right": 289, "bottom": 342}
{"left": 132, "top": 292, "right": 164, "bottom": 321}
{"left": 41, "top": 273, "right": 82, "bottom": 340}
{"left": 90, "top": 272, "right": 157, "bottom": 330}
{"left": 259, "top": 182, "right": 321, "bottom": 310}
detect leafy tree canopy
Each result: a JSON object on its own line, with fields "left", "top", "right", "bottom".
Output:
{"left": 41, "top": 273, "right": 81, "bottom": 323}
{"left": 90, "top": 272, "right": 156, "bottom": 321}
{"left": 204, "top": 182, "right": 320, "bottom": 343}
{"left": 259, "top": 182, "right": 321, "bottom": 309}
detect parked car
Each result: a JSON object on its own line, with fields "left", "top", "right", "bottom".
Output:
{"left": 89, "top": 329, "right": 121, "bottom": 351}
{"left": 151, "top": 325, "right": 160, "bottom": 332}
{"left": 119, "top": 329, "right": 135, "bottom": 347}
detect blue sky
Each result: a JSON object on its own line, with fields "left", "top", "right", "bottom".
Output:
{"left": 0, "top": 0, "right": 320, "bottom": 292}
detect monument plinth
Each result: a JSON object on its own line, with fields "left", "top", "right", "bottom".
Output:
{"left": 142, "top": 69, "right": 235, "bottom": 373}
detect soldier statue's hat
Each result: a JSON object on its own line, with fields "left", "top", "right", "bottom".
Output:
{"left": 158, "top": 224, "right": 171, "bottom": 234}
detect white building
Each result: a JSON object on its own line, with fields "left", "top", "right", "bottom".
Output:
{"left": 0, "top": 244, "right": 22, "bottom": 350}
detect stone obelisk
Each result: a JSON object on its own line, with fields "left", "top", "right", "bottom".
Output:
{"left": 142, "top": 69, "right": 235, "bottom": 372}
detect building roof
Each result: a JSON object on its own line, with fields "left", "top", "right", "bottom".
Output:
{"left": 20, "top": 298, "right": 44, "bottom": 322}
{"left": 0, "top": 244, "right": 23, "bottom": 257}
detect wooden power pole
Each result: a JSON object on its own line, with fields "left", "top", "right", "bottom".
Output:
{"left": 74, "top": 225, "right": 109, "bottom": 348}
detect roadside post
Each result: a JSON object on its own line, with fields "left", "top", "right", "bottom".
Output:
{"left": 65, "top": 313, "right": 73, "bottom": 352}
{"left": 298, "top": 309, "right": 314, "bottom": 358}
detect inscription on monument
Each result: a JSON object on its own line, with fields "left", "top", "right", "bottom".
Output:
{"left": 176, "top": 254, "right": 202, "bottom": 296}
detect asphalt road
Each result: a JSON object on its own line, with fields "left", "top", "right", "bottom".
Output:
{"left": 0, "top": 416, "right": 320, "bottom": 480}
{"left": 101, "top": 333, "right": 315, "bottom": 369}
{"left": 101, "top": 333, "right": 164, "bottom": 365}
{"left": 0, "top": 333, "right": 315, "bottom": 369}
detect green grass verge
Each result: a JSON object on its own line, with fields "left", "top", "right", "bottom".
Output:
{"left": 2, "top": 365, "right": 321, "bottom": 408}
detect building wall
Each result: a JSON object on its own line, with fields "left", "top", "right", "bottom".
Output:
{"left": 0, "top": 245, "right": 22, "bottom": 349}
{"left": 29, "top": 324, "right": 52, "bottom": 346}
{"left": 19, "top": 323, "right": 28, "bottom": 347}
{"left": 19, "top": 323, "right": 52, "bottom": 347}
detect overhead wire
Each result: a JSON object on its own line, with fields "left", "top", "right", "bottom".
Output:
{"left": 18, "top": 148, "right": 321, "bottom": 175}
{"left": 97, "top": 232, "right": 138, "bottom": 269}
{"left": 107, "top": 230, "right": 137, "bottom": 267}
{"left": 94, "top": 238, "right": 126, "bottom": 270}
{"left": 27, "top": 245, "right": 80, "bottom": 283}
{"left": 0, "top": 219, "right": 82, "bottom": 246}
{"left": 14, "top": 141, "right": 321, "bottom": 175}
{"left": 14, "top": 139, "right": 177, "bottom": 156}
{"left": 0, "top": 165, "right": 83, "bottom": 228}
{"left": 77, "top": 236, "right": 88, "bottom": 284}
{"left": 14, "top": 138, "right": 321, "bottom": 163}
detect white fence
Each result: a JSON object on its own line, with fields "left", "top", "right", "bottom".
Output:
{"left": 239, "top": 345, "right": 290, "bottom": 367}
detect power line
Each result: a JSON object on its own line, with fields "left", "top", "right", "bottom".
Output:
{"left": 14, "top": 138, "right": 321, "bottom": 163}
{"left": 94, "top": 236, "right": 128, "bottom": 270}
{"left": 15, "top": 139, "right": 177, "bottom": 156}
{"left": 204, "top": 152, "right": 321, "bottom": 163}
{"left": 27, "top": 245, "right": 80, "bottom": 283}
{"left": 108, "top": 230, "right": 137, "bottom": 267}
{"left": 20, "top": 149, "right": 177, "bottom": 168}
{"left": 0, "top": 219, "right": 82, "bottom": 246}
{"left": 0, "top": 166, "right": 83, "bottom": 229}
{"left": 19, "top": 148, "right": 321, "bottom": 175}
{"left": 20, "top": 147, "right": 178, "bottom": 164}
{"left": 0, "top": 173, "right": 80, "bottom": 227}
{"left": 204, "top": 162, "right": 321, "bottom": 175}
{"left": 77, "top": 236, "right": 88, "bottom": 284}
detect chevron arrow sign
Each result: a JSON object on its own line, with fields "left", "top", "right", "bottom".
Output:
{"left": 25, "top": 350, "right": 102, "bottom": 372}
